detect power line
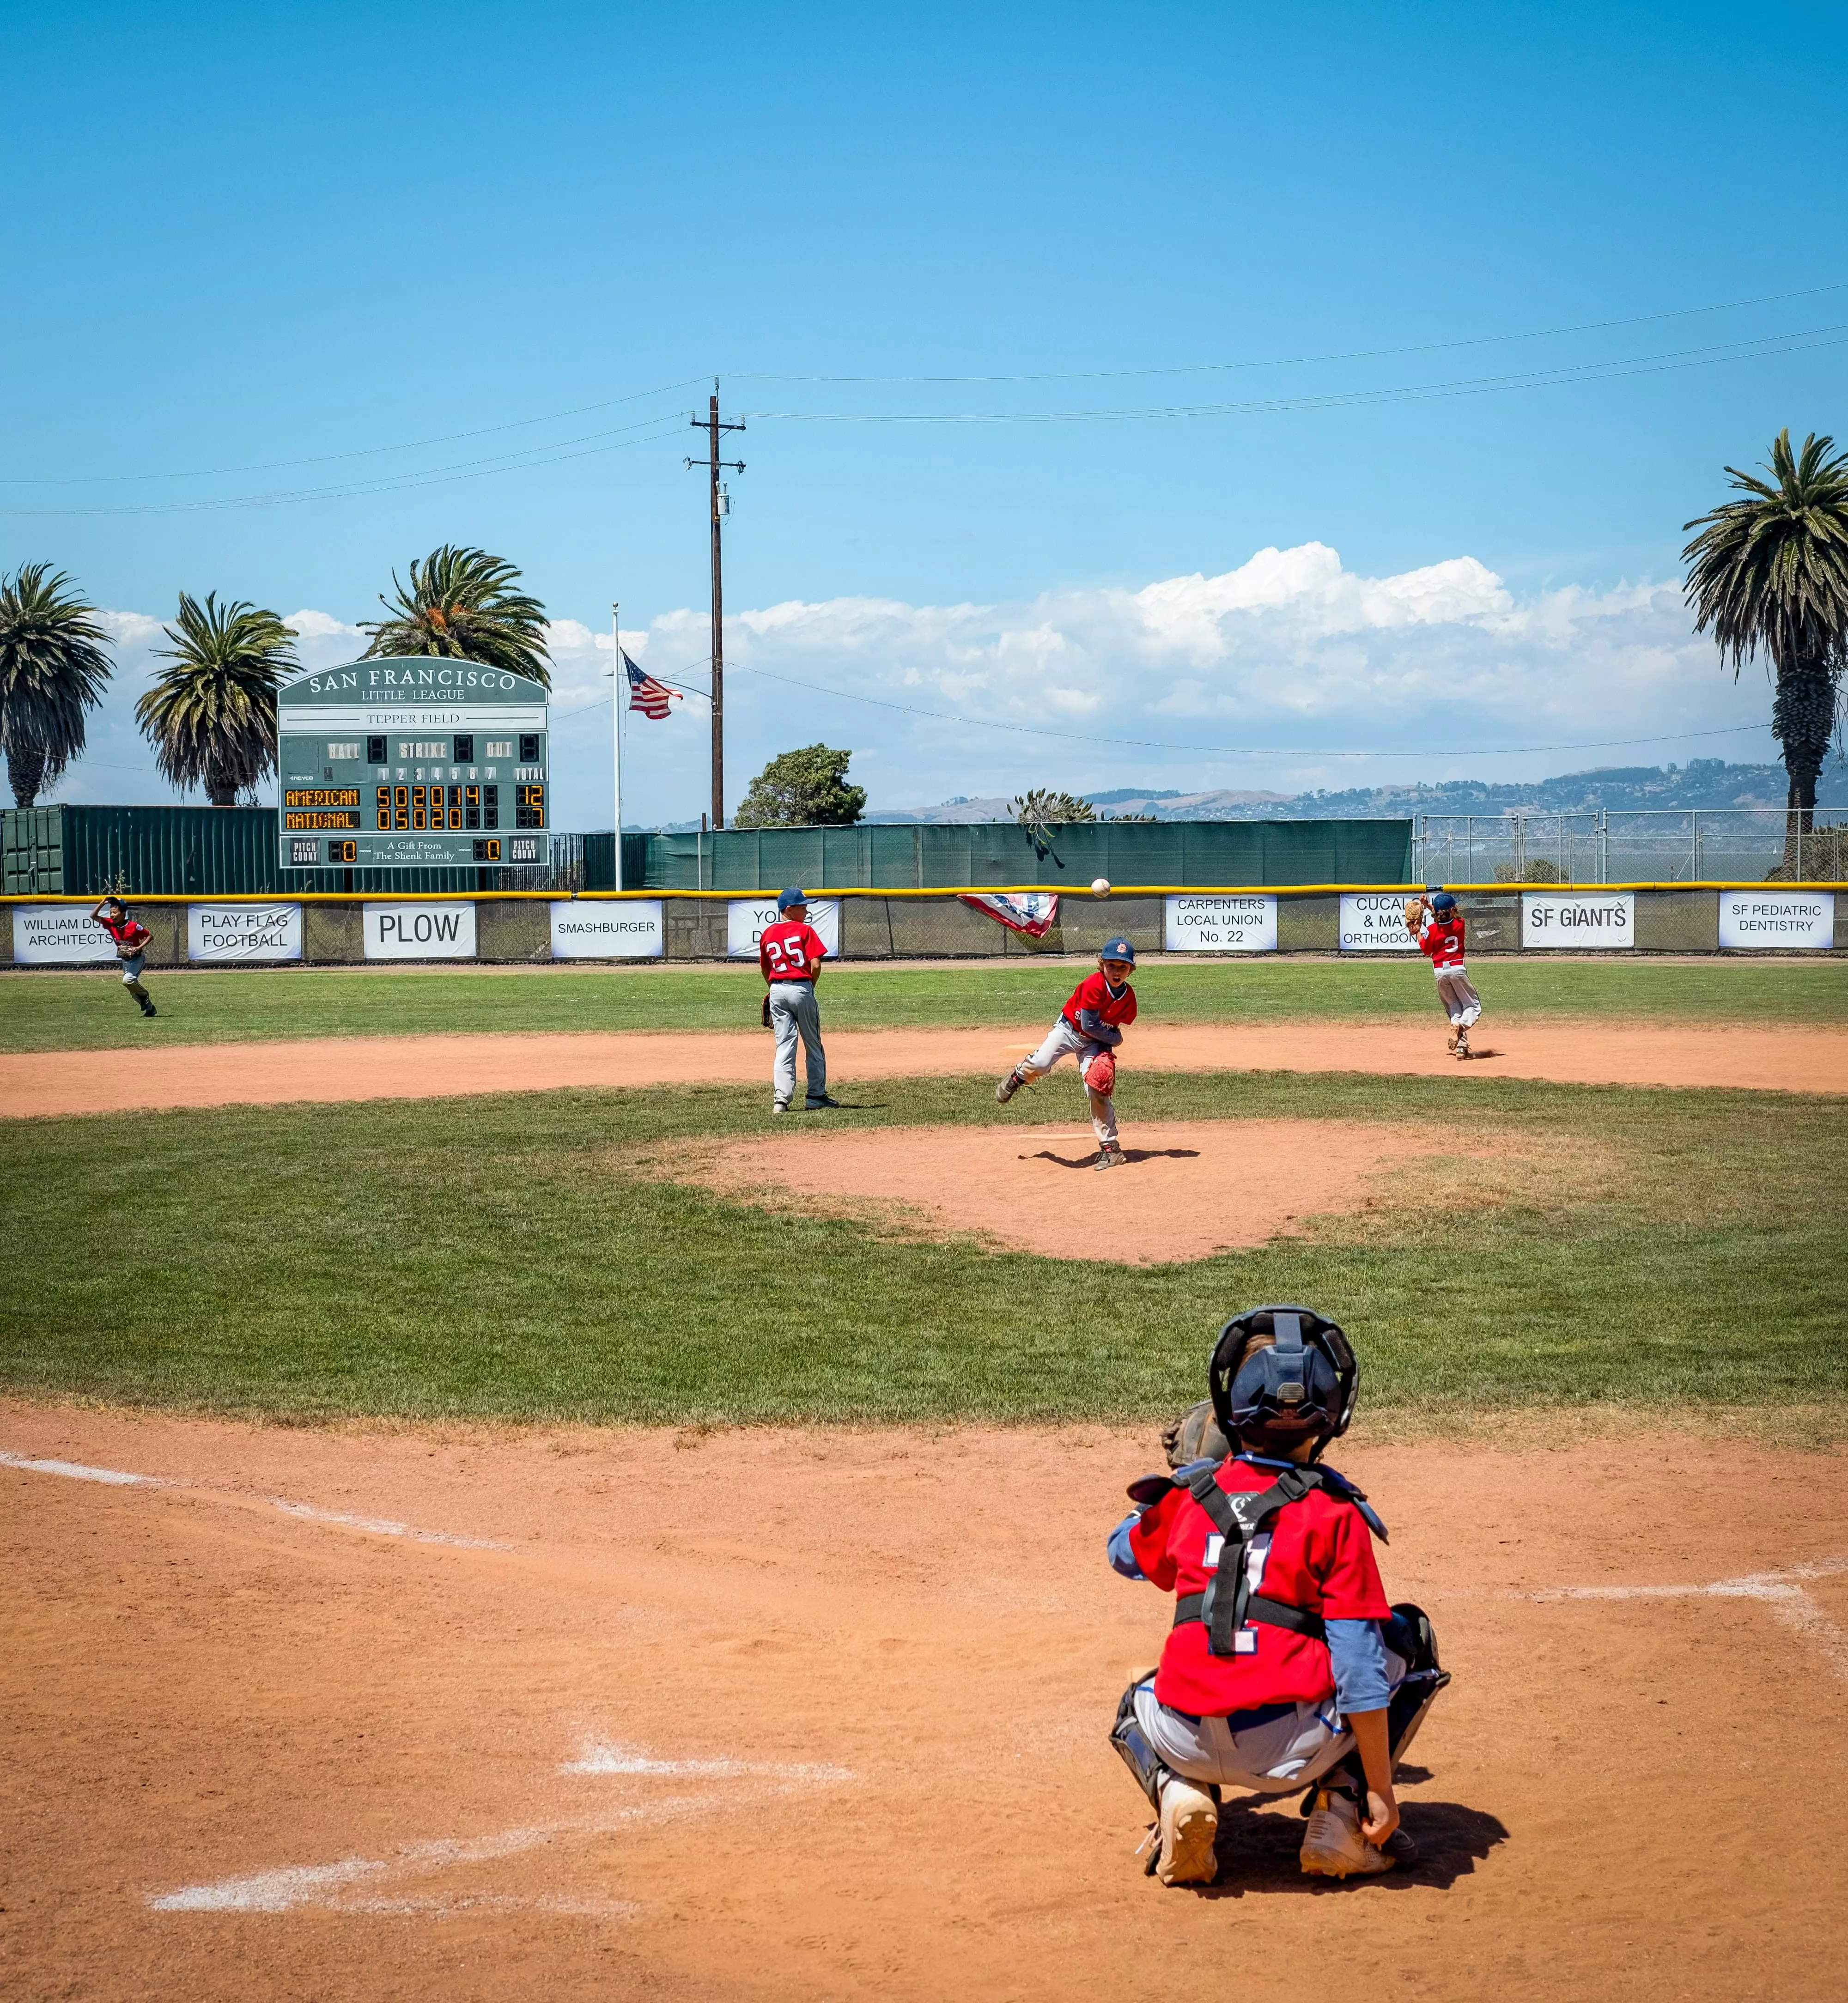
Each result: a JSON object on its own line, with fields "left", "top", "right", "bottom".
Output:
{"left": 730, "top": 278, "right": 1848, "bottom": 387}
{"left": 742, "top": 324, "right": 1848, "bottom": 427}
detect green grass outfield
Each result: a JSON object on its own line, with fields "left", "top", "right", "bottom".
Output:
{"left": 3, "top": 1068, "right": 1841, "bottom": 1426}
{"left": 2, "top": 954, "right": 1844, "bottom": 1053}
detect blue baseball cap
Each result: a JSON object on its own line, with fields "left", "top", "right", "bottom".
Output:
{"left": 1429, "top": 891, "right": 1457, "bottom": 913}
{"left": 1101, "top": 937, "right": 1136, "bottom": 963}
{"left": 776, "top": 886, "right": 809, "bottom": 910}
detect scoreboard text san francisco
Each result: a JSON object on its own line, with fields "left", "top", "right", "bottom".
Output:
{"left": 276, "top": 659, "right": 549, "bottom": 869}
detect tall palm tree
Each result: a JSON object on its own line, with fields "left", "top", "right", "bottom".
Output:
{"left": 137, "top": 593, "right": 297, "bottom": 806}
{"left": 359, "top": 544, "right": 550, "bottom": 687}
{"left": 1684, "top": 429, "right": 1848, "bottom": 862}
{"left": 0, "top": 563, "right": 114, "bottom": 807}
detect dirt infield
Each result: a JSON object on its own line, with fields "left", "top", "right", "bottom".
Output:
{"left": 2, "top": 1406, "right": 1843, "bottom": 2002}
{"left": 668, "top": 1117, "right": 1514, "bottom": 1261}
{"left": 4, "top": 1019, "right": 1846, "bottom": 1118}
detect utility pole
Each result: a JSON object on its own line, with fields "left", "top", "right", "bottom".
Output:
{"left": 686, "top": 382, "right": 745, "bottom": 829}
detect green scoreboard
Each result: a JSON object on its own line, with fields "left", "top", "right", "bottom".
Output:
{"left": 276, "top": 657, "right": 550, "bottom": 869}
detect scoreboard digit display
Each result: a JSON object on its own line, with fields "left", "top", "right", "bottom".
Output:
{"left": 276, "top": 657, "right": 549, "bottom": 869}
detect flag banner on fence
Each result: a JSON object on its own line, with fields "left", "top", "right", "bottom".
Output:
{"left": 625, "top": 651, "right": 681, "bottom": 720}
{"left": 959, "top": 891, "right": 1059, "bottom": 939}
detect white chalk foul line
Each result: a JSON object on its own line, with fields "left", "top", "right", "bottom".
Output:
{"left": 1, "top": 1443, "right": 514, "bottom": 1552}
{"left": 0, "top": 1449, "right": 159, "bottom": 1486}
{"left": 151, "top": 1750, "right": 854, "bottom": 1915}
{"left": 1528, "top": 1553, "right": 1848, "bottom": 1682}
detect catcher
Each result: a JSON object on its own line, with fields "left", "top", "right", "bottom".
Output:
{"left": 994, "top": 938, "right": 1136, "bottom": 1170}
{"left": 1106, "top": 1305, "right": 1450, "bottom": 1887}
{"left": 1405, "top": 888, "right": 1481, "bottom": 1058}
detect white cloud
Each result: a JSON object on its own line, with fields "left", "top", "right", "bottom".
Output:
{"left": 36, "top": 544, "right": 1781, "bottom": 820}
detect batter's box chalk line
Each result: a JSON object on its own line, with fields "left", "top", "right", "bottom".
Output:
{"left": 147, "top": 1741, "right": 854, "bottom": 1917}
{"left": 1525, "top": 1554, "right": 1848, "bottom": 1684}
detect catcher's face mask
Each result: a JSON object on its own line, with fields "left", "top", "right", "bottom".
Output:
{"left": 1208, "top": 1305, "right": 1358, "bottom": 1456}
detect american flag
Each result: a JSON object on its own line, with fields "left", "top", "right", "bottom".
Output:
{"left": 624, "top": 650, "right": 681, "bottom": 721}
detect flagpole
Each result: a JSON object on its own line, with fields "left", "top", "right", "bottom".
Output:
{"left": 611, "top": 601, "right": 625, "bottom": 892}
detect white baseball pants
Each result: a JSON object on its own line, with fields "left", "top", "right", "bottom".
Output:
{"left": 1019, "top": 1017, "right": 1118, "bottom": 1149}
{"left": 768, "top": 981, "right": 827, "bottom": 1107}
{"left": 1434, "top": 969, "right": 1482, "bottom": 1028}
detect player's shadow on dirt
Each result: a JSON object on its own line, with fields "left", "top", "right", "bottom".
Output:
{"left": 1027, "top": 1147, "right": 1202, "bottom": 1169}
{"left": 1191, "top": 1794, "right": 1508, "bottom": 1898}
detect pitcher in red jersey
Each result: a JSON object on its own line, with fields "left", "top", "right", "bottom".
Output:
{"left": 1106, "top": 1306, "right": 1450, "bottom": 1886}
{"left": 994, "top": 939, "right": 1137, "bottom": 1170}
{"left": 1408, "top": 888, "right": 1482, "bottom": 1058}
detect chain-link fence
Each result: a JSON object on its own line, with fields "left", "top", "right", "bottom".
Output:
{"left": 1412, "top": 808, "right": 1848, "bottom": 885}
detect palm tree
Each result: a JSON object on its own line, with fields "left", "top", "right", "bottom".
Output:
{"left": 0, "top": 564, "right": 114, "bottom": 807}
{"left": 1684, "top": 429, "right": 1848, "bottom": 864}
{"left": 359, "top": 544, "right": 550, "bottom": 687}
{"left": 137, "top": 593, "right": 297, "bottom": 806}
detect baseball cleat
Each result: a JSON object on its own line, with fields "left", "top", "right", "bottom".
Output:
{"left": 1155, "top": 1777, "right": 1219, "bottom": 1886}
{"left": 805, "top": 1095, "right": 842, "bottom": 1110}
{"left": 1454, "top": 1039, "right": 1470, "bottom": 1061}
{"left": 772, "top": 1102, "right": 789, "bottom": 1115}
{"left": 1094, "top": 1145, "right": 1127, "bottom": 1171}
{"left": 140, "top": 1002, "right": 158, "bottom": 1018}
{"left": 995, "top": 1066, "right": 1026, "bottom": 1103}
{"left": 1299, "top": 1788, "right": 1394, "bottom": 1879}
{"left": 1445, "top": 1027, "right": 1459, "bottom": 1052}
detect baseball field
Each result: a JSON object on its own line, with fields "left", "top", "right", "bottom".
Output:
{"left": 4, "top": 955, "right": 1846, "bottom": 2001}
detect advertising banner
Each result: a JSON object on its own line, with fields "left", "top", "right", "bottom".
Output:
{"left": 1164, "top": 894, "right": 1278, "bottom": 953}
{"left": 550, "top": 899, "right": 665, "bottom": 959}
{"left": 9, "top": 904, "right": 118, "bottom": 965}
{"left": 361, "top": 901, "right": 477, "bottom": 960}
{"left": 1521, "top": 891, "right": 1635, "bottom": 948}
{"left": 1339, "top": 893, "right": 1419, "bottom": 952}
{"left": 726, "top": 898, "right": 841, "bottom": 959}
{"left": 1719, "top": 889, "right": 1835, "bottom": 950}
{"left": 187, "top": 902, "right": 302, "bottom": 963}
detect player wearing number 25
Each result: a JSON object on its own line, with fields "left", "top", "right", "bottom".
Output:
{"left": 759, "top": 888, "right": 841, "bottom": 1115}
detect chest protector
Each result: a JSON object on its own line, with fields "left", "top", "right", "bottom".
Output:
{"left": 1158, "top": 1462, "right": 1387, "bottom": 1658}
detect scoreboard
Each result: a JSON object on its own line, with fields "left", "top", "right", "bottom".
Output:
{"left": 276, "top": 657, "right": 549, "bottom": 869}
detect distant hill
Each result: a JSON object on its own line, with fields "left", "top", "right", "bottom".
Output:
{"left": 863, "top": 759, "right": 1848, "bottom": 824}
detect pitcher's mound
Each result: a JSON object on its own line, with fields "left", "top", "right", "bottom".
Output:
{"left": 675, "top": 1117, "right": 1502, "bottom": 1262}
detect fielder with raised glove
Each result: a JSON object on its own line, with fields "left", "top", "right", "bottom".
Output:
{"left": 993, "top": 938, "right": 1137, "bottom": 1170}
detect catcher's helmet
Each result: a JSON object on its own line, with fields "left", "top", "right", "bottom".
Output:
{"left": 1429, "top": 890, "right": 1457, "bottom": 914}
{"left": 1208, "top": 1305, "right": 1358, "bottom": 1459}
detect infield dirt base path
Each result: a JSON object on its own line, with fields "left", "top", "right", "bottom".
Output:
{"left": 3, "top": 1406, "right": 1844, "bottom": 2002}
{"left": 3, "top": 1020, "right": 1845, "bottom": 1117}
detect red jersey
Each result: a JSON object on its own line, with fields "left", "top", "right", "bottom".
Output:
{"left": 1127, "top": 1457, "right": 1388, "bottom": 1715}
{"left": 758, "top": 919, "right": 827, "bottom": 982}
{"left": 98, "top": 913, "right": 151, "bottom": 955}
{"left": 1061, "top": 970, "right": 1137, "bottom": 1033}
{"left": 1418, "top": 913, "right": 1466, "bottom": 972}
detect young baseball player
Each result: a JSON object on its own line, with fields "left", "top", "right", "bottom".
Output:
{"left": 994, "top": 938, "right": 1137, "bottom": 1170}
{"left": 758, "top": 887, "right": 840, "bottom": 1114}
{"left": 90, "top": 896, "right": 157, "bottom": 1017}
{"left": 1106, "top": 1305, "right": 1448, "bottom": 1888}
{"left": 1407, "top": 889, "right": 1481, "bottom": 1058}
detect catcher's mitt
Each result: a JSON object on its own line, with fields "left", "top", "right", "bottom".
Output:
{"left": 1161, "top": 1398, "right": 1232, "bottom": 1469}
{"left": 1084, "top": 1049, "right": 1117, "bottom": 1095}
{"left": 760, "top": 992, "right": 772, "bottom": 1029}
{"left": 1403, "top": 896, "right": 1425, "bottom": 934}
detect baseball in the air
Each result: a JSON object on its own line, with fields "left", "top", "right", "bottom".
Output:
{"left": 1091, "top": 877, "right": 1111, "bottom": 897}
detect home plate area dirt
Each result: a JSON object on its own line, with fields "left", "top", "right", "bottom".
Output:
{"left": 3, "top": 1409, "right": 1846, "bottom": 2002}
{"left": 662, "top": 1117, "right": 1514, "bottom": 1261}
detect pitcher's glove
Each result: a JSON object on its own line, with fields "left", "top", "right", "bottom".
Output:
{"left": 1161, "top": 1398, "right": 1233, "bottom": 1469}
{"left": 1403, "top": 896, "right": 1426, "bottom": 934}
{"left": 760, "top": 993, "right": 772, "bottom": 1030}
{"left": 1084, "top": 1049, "right": 1117, "bottom": 1095}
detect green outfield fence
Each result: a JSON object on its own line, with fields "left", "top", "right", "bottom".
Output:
{"left": 1, "top": 807, "right": 1412, "bottom": 896}
{"left": 2, "top": 883, "right": 1843, "bottom": 965}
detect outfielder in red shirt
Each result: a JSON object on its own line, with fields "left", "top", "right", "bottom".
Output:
{"left": 1106, "top": 1305, "right": 1449, "bottom": 1886}
{"left": 758, "top": 887, "right": 840, "bottom": 1114}
{"left": 90, "top": 896, "right": 157, "bottom": 1018}
{"left": 1407, "top": 888, "right": 1482, "bottom": 1059}
{"left": 994, "top": 938, "right": 1137, "bottom": 1170}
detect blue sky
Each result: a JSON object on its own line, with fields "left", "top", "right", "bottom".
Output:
{"left": 6, "top": 1, "right": 1846, "bottom": 825}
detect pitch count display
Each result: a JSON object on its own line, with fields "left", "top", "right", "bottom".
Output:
{"left": 276, "top": 659, "right": 549, "bottom": 869}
